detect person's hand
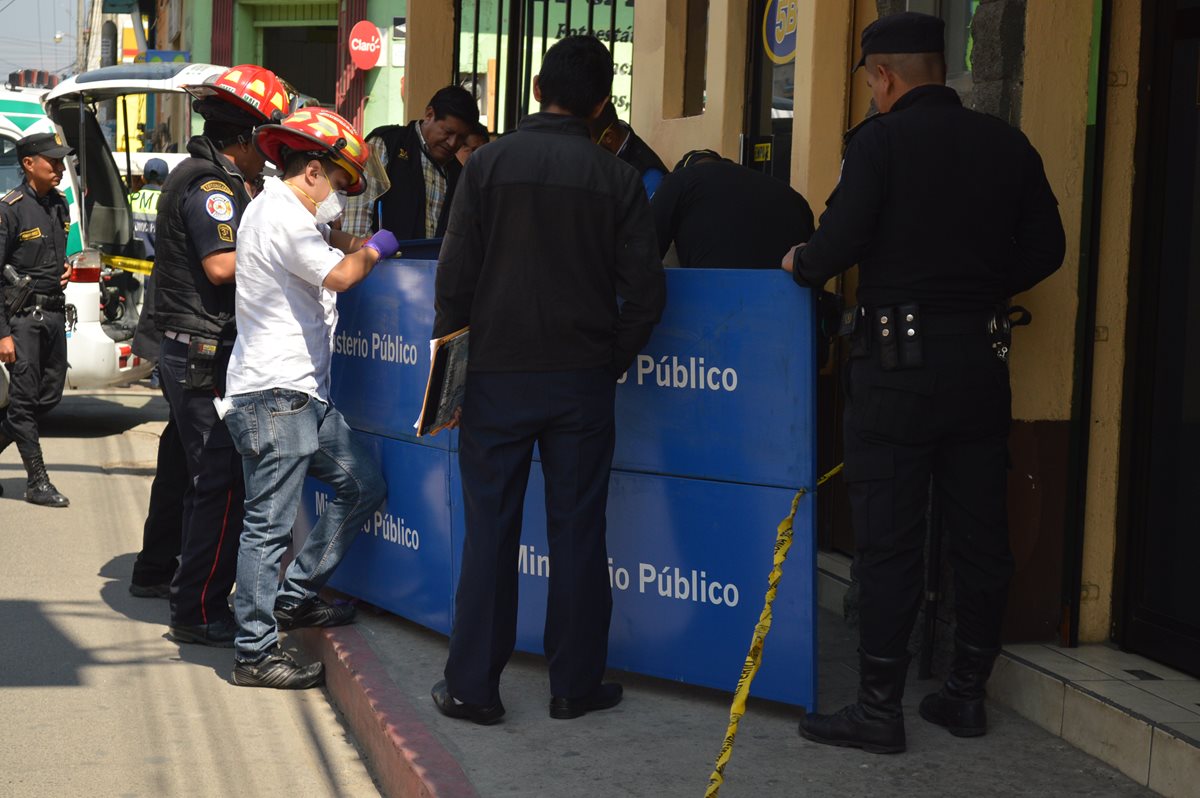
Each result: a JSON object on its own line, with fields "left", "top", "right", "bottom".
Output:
{"left": 0, "top": 335, "right": 15, "bottom": 364}
{"left": 363, "top": 229, "right": 401, "bottom": 260}
{"left": 781, "top": 243, "right": 805, "bottom": 274}
{"left": 60, "top": 260, "right": 71, "bottom": 288}
{"left": 432, "top": 406, "right": 462, "bottom": 435}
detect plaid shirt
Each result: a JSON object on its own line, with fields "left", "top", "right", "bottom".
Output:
{"left": 342, "top": 136, "right": 389, "bottom": 238}
{"left": 341, "top": 122, "right": 448, "bottom": 240}
{"left": 414, "top": 122, "right": 447, "bottom": 239}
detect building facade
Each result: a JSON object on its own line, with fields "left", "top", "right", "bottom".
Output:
{"left": 152, "top": 0, "right": 1196, "bottom": 679}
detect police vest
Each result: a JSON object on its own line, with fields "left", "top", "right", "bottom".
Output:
{"left": 0, "top": 182, "right": 69, "bottom": 294}
{"left": 153, "top": 138, "right": 248, "bottom": 341}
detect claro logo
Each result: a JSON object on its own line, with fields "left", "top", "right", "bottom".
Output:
{"left": 348, "top": 21, "right": 383, "bottom": 70}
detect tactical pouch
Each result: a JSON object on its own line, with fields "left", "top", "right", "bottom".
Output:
{"left": 875, "top": 306, "right": 899, "bottom": 370}
{"left": 3, "top": 264, "right": 33, "bottom": 318}
{"left": 185, "top": 336, "right": 220, "bottom": 391}
{"left": 840, "top": 305, "right": 870, "bottom": 358}
{"left": 896, "top": 302, "right": 923, "bottom": 369}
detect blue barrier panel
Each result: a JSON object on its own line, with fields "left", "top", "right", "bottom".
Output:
{"left": 294, "top": 436, "right": 455, "bottom": 635}
{"left": 450, "top": 462, "right": 816, "bottom": 705}
{"left": 296, "top": 261, "right": 818, "bottom": 708}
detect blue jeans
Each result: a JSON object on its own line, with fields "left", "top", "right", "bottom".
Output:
{"left": 224, "top": 389, "right": 387, "bottom": 662}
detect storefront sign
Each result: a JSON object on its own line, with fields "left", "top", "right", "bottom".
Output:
{"left": 296, "top": 260, "right": 819, "bottom": 708}
{"left": 349, "top": 20, "right": 384, "bottom": 70}
{"left": 763, "top": 0, "right": 799, "bottom": 65}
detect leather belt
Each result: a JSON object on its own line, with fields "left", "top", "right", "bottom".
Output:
{"left": 163, "top": 329, "right": 236, "bottom": 347}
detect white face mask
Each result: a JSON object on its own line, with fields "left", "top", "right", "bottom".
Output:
{"left": 314, "top": 189, "right": 347, "bottom": 225}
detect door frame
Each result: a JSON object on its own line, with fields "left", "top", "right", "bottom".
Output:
{"left": 1114, "top": 0, "right": 1200, "bottom": 677}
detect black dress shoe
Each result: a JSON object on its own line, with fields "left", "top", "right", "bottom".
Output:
{"left": 233, "top": 649, "right": 324, "bottom": 689}
{"left": 274, "top": 596, "right": 356, "bottom": 631}
{"left": 168, "top": 617, "right": 237, "bottom": 648}
{"left": 549, "top": 682, "right": 623, "bottom": 720}
{"left": 431, "top": 679, "right": 505, "bottom": 725}
{"left": 129, "top": 582, "right": 170, "bottom": 599}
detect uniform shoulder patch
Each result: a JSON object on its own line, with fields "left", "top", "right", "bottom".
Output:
{"left": 200, "top": 179, "right": 233, "bottom": 194}
{"left": 217, "top": 223, "right": 234, "bottom": 243}
{"left": 18, "top": 227, "right": 42, "bottom": 241}
{"left": 2, "top": 190, "right": 22, "bottom": 205}
{"left": 205, "top": 193, "right": 235, "bottom": 222}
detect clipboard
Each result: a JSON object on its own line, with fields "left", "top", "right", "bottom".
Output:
{"left": 415, "top": 326, "right": 469, "bottom": 436}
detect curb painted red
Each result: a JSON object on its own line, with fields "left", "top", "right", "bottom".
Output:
{"left": 297, "top": 625, "right": 479, "bottom": 798}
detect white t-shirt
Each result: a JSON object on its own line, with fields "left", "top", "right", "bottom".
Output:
{"left": 226, "top": 176, "right": 344, "bottom": 401}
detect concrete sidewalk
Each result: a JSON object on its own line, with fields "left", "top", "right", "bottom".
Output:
{"left": 307, "top": 602, "right": 1154, "bottom": 798}
{"left": 0, "top": 389, "right": 379, "bottom": 797}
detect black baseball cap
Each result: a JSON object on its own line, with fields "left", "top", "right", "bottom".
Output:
{"left": 17, "top": 131, "right": 75, "bottom": 160}
{"left": 854, "top": 11, "right": 945, "bottom": 70}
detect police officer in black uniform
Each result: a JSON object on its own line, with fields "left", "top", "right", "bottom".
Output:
{"left": 151, "top": 64, "right": 287, "bottom": 646}
{"left": 0, "top": 132, "right": 74, "bottom": 507}
{"left": 783, "top": 12, "right": 1066, "bottom": 754}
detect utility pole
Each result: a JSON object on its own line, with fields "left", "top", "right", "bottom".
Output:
{"left": 76, "top": 0, "right": 85, "bottom": 75}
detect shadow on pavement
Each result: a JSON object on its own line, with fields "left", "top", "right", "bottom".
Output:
{"left": 39, "top": 393, "right": 168, "bottom": 439}
{"left": 0, "top": 598, "right": 96, "bottom": 687}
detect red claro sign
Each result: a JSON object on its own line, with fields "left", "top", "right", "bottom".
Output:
{"left": 349, "top": 20, "right": 382, "bottom": 70}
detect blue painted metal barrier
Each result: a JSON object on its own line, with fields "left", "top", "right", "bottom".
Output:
{"left": 294, "top": 253, "right": 818, "bottom": 708}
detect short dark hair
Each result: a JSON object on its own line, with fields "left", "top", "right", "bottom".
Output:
{"left": 281, "top": 150, "right": 326, "bottom": 180}
{"left": 537, "top": 36, "right": 613, "bottom": 118}
{"left": 427, "top": 86, "right": 479, "bottom": 125}
{"left": 203, "top": 118, "right": 254, "bottom": 150}
{"left": 469, "top": 121, "right": 489, "bottom": 140}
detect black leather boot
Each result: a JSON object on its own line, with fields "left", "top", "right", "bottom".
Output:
{"left": 799, "top": 650, "right": 910, "bottom": 754}
{"left": 919, "top": 638, "right": 1000, "bottom": 737}
{"left": 20, "top": 446, "right": 69, "bottom": 508}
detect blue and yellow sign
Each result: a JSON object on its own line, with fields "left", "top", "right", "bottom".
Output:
{"left": 763, "top": 0, "right": 799, "bottom": 65}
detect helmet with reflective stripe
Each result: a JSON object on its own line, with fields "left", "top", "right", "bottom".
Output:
{"left": 185, "top": 64, "right": 290, "bottom": 124}
{"left": 254, "top": 107, "right": 376, "bottom": 196}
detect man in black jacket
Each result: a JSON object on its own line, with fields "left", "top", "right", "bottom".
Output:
{"left": 344, "top": 86, "right": 478, "bottom": 240}
{"left": 784, "top": 13, "right": 1065, "bottom": 755}
{"left": 430, "top": 35, "right": 666, "bottom": 725}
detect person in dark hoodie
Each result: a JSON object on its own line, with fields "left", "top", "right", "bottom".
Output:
{"left": 589, "top": 101, "right": 669, "bottom": 199}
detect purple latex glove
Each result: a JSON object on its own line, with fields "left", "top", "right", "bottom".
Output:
{"left": 363, "top": 229, "right": 400, "bottom": 259}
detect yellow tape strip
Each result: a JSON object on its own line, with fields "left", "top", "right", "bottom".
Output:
{"left": 704, "top": 462, "right": 844, "bottom": 798}
{"left": 101, "top": 254, "right": 154, "bottom": 275}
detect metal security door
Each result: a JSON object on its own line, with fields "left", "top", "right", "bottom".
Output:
{"left": 454, "top": 0, "right": 634, "bottom": 134}
{"left": 1122, "top": 0, "right": 1200, "bottom": 678}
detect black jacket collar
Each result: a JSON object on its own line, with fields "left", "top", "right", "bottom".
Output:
{"left": 517, "top": 112, "right": 591, "bottom": 138}
{"left": 186, "top": 135, "right": 247, "bottom": 187}
{"left": 891, "top": 84, "right": 962, "bottom": 114}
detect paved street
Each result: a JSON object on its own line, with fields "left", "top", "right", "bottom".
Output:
{"left": 0, "top": 388, "right": 379, "bottom": 798}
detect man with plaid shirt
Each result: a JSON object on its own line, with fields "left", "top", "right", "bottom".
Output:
{"left": 343, "top": 86, "right": 479, "bottom": 240}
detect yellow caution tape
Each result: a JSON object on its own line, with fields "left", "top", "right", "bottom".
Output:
{"left": 101, "top": 254, "right": 154, "bottom": 275}
{"left": 705, "top": 462, "right": 844, "bottom": 798}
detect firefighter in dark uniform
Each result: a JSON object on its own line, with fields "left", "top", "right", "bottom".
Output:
{"left": 152, "top": 64, "right": 289, "bottom": 646}
{"left": 783, "top": 12, "right": 1066, "bottom": 754}
{"left": 0, "top": 132, "right": 74, "bottom": 507}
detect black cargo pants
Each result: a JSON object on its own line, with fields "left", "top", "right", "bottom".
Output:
{"left": 844, "top": 332, "right": 1014, "bottom": 658}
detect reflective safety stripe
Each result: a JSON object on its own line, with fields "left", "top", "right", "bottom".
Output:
{"left": 128, "top": 188, "right": 161, "bottom": 216}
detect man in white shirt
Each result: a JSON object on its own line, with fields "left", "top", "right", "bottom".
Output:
{"left": 222, "top": 107, "right": 400, "bottom": 689}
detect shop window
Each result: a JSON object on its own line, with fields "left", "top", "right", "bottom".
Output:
{"left": 906, "top": 0, "right": 978, "bottom": 92}
{"left": 455, "top": 1, "right": 636, "bottom": 134}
